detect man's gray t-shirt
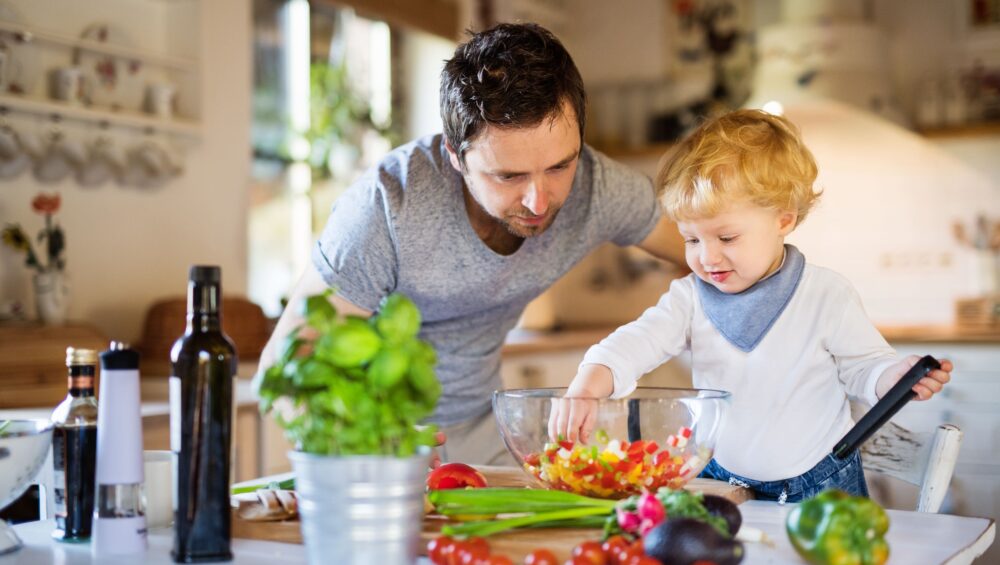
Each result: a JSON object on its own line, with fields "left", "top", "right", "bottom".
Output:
{"left": 312, "top": 134, "right": 661, "bottom": 426}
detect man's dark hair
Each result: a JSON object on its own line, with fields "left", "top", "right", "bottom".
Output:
{"left": 440, "top": 23, "right": 586, "bottom": 165}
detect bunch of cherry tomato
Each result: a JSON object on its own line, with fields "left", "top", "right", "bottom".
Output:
{"left": 426, "top": 535, "right": 660, "bottom": 565}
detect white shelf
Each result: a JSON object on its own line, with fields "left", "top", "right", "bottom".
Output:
{"left": 0, "top": 19, "right": 198, "bottom": 72}
{"left": 0, "top": 93, "right": 201, "bottom": 138}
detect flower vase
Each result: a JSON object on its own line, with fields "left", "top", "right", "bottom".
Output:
{"left": 33, "top": 270, "right": 69, "bottom": 325}
{"left": 973, "top": 250, "right": 1000, "bottom": 297}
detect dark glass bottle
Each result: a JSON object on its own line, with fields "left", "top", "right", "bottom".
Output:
{"left": 51, "top": 347, "right": 98, "bottom": 542}
{"left": 170, "top": 265, "right": 236, "bottom": 563}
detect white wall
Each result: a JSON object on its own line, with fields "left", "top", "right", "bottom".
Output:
{"left": 0, "top": 0, "right": 252, "bottom": 343}
{"left": 553, "top": 0, "right": 1000, "bottom": 326}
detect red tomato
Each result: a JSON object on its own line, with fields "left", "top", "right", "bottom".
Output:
{"left": 427, "top": 463, "right": 489, "bottom": 490}
{"left": 454, "top": 539, "right": 489, "bottom": 564}
{"left": 486, "top": 556, "right": 515, "bottom": 565}
{"left": 524, "top": 549, "right": 559, "bottom": 565}
{"left": 571, "top": 541, "right": 607, "bottom": 565}
{"left": 566, "top": 557, "right": 594, "bottom": 565}
{"left": 601, "top": 535, "right": 628, "bottom": 561}
{"left": 466, "top": 537, "right": 490, "bottom": 554}
{"left": 428, "top": 536, "right": 454, "bottom": 565}
{"left": 460, "top": 550, "right": 489, "bottom": 565}
{"left": 615, "top": 546, "right": 644, "bottom": 565}
{"left": 440, "top": 541, "right": 460, "bottom": 565}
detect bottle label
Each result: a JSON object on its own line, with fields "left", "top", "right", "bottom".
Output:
{"left": 52, "top": 428, "right": 67, "bottom": 518}
{"left": 67, "top": 376, "right": 94, "bottom": 390}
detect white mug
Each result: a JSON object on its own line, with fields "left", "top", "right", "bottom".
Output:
{"left": 144, "top": 83, "right": 177, "bottom": 119}
{"left": 50, "top": 67, "right": 84, "bottom": 105}
{"left": 77, "top": 136, "right": 123, "bottom": 188}
{"left": 31, "top": 130, "right": 85, "bottom": 184}
{"left": 142, "top": 450, "right": 173, "bottom": 529}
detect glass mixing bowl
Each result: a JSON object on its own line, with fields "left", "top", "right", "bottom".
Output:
{"left": 493, "top": 388, "right": 730, "bottom": 499}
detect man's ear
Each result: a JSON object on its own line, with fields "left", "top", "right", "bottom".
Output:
{"left": 778, "top": 209, "right": 798, "bottom": 235}
{"left": 444, "top": 139, "right": 462, "bottom": 172}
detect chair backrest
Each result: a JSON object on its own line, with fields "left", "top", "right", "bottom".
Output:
{"left": 138, "top": 295, "right": 272, "bottom": 376}
{"left": 851, "top": 402, "right": 963, "bottom": 513}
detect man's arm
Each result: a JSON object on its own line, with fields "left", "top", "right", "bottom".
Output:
{"left": 634, "top": 215, "right": 687, "bottom": 267}
{"left": 252, "top": 266, "right": 372, "bottom": 394}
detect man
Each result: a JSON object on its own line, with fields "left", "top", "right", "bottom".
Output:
{"left": 256, "top": 22, "right": 685, "bottom": 464}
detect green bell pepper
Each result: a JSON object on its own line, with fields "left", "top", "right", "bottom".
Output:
{"left": 786, "top": 489, "right": 890, "bottom": 565}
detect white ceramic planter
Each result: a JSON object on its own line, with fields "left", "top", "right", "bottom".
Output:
{"left": 33, "top": 270, "right": 69, "bottom": 325}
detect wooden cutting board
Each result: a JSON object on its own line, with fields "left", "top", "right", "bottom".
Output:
{"left": 231, "top": 465, "right": 753, "bottom": 561}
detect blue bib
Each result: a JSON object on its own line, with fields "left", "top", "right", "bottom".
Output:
{"left": 695, "top": 244, "right": 806, "bottom": 353}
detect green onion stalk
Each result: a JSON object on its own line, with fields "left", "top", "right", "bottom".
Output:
{"left": 428, "top": 486, "right": 727, "bottom": 540}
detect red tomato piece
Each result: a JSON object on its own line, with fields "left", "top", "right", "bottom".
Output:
{"left": 653, "top": 451, "right": 671, "bottom": 467}
{"left": 427, "top": 463, "right": 488, "bottom": 490}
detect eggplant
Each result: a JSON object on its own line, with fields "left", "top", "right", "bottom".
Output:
{"left": 701, "top": 494, "right": 742, "bottom": 536}
{"left": 643, "top": 518, "right": 745, "bottom": 565}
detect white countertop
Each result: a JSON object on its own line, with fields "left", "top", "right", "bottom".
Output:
{"left": 0, "top": 521, "right": 304, "bottom": 565}
{"left": 2, "top": 501, "right": 994, "bottom": 565}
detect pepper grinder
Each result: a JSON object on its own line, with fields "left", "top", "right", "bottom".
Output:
{"left": 92, "top": 342, "right": 147, "bottom": 557}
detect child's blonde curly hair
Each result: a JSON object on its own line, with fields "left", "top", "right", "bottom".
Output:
{"left": 656, "top": 109, "right": 821, "bottom": 224}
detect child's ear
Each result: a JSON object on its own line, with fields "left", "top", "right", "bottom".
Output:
{"left": 778, "top": 210, "right": 798, "bottom": 235}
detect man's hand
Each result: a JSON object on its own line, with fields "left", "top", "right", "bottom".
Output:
{"left": 430, "top": 431, "right": 447, "bottom": 469}
{"left": 875, "top": 355, "right": 953, "bottom": 401}
{"left": 547, "top": 364, "right": 614, "bottom": 444}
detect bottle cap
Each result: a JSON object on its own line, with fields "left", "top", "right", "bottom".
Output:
{"left": 189, "top": 265, "right": 221, "bottom": 284}
{"left": 66, "top": 347, "right": 98, "bottom": 366}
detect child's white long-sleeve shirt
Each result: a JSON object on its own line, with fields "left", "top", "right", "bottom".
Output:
{"left": 580, "top": 264, "right": 897, "bottom": 481}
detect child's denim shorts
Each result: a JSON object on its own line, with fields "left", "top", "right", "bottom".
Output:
{"left": 697, "top": 450, "right": 868, "bottom": 504}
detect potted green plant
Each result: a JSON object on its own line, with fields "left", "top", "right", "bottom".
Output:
{"left": 257, "top": 290, "right": 441, "bottom": 565}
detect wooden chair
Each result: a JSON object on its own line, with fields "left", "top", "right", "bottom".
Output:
{"left": 138, "top": 296, "right": 273, "bottom": 377}
{"left": 852, "top": 403, "right": 964, "bottom": 513}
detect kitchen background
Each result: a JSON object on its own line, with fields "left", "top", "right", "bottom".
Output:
{"left": 0, "top": 0, "right": 998, "bottom": 562}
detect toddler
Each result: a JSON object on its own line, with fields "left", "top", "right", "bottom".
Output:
{"left": 549, "top": 109, "right": 952, "bottom": 502}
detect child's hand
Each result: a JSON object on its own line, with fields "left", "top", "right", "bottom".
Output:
{"left": 547, "top": 364, "right": 614, "bottom": 444}
{"left": 876, "top": 355, "right": 953, "bottom": 401}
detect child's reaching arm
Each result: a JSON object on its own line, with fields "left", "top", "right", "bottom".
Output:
{"left": 547, "top": 277, "right": 694, "bottom": 443}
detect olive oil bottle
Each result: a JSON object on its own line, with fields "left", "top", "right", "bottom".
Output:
{"left": 170, "top": 266, "right": 236, "bottom": 562}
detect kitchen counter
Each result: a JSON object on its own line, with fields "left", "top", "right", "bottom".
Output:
{"left": 3, "top": 502, "right": 993, "bottom": 564}
{"left": 503, "top": 324, "right": 1000, "bottom": 355}
{"left": 0, "top": 379, "right": 259, "bottom": 421}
